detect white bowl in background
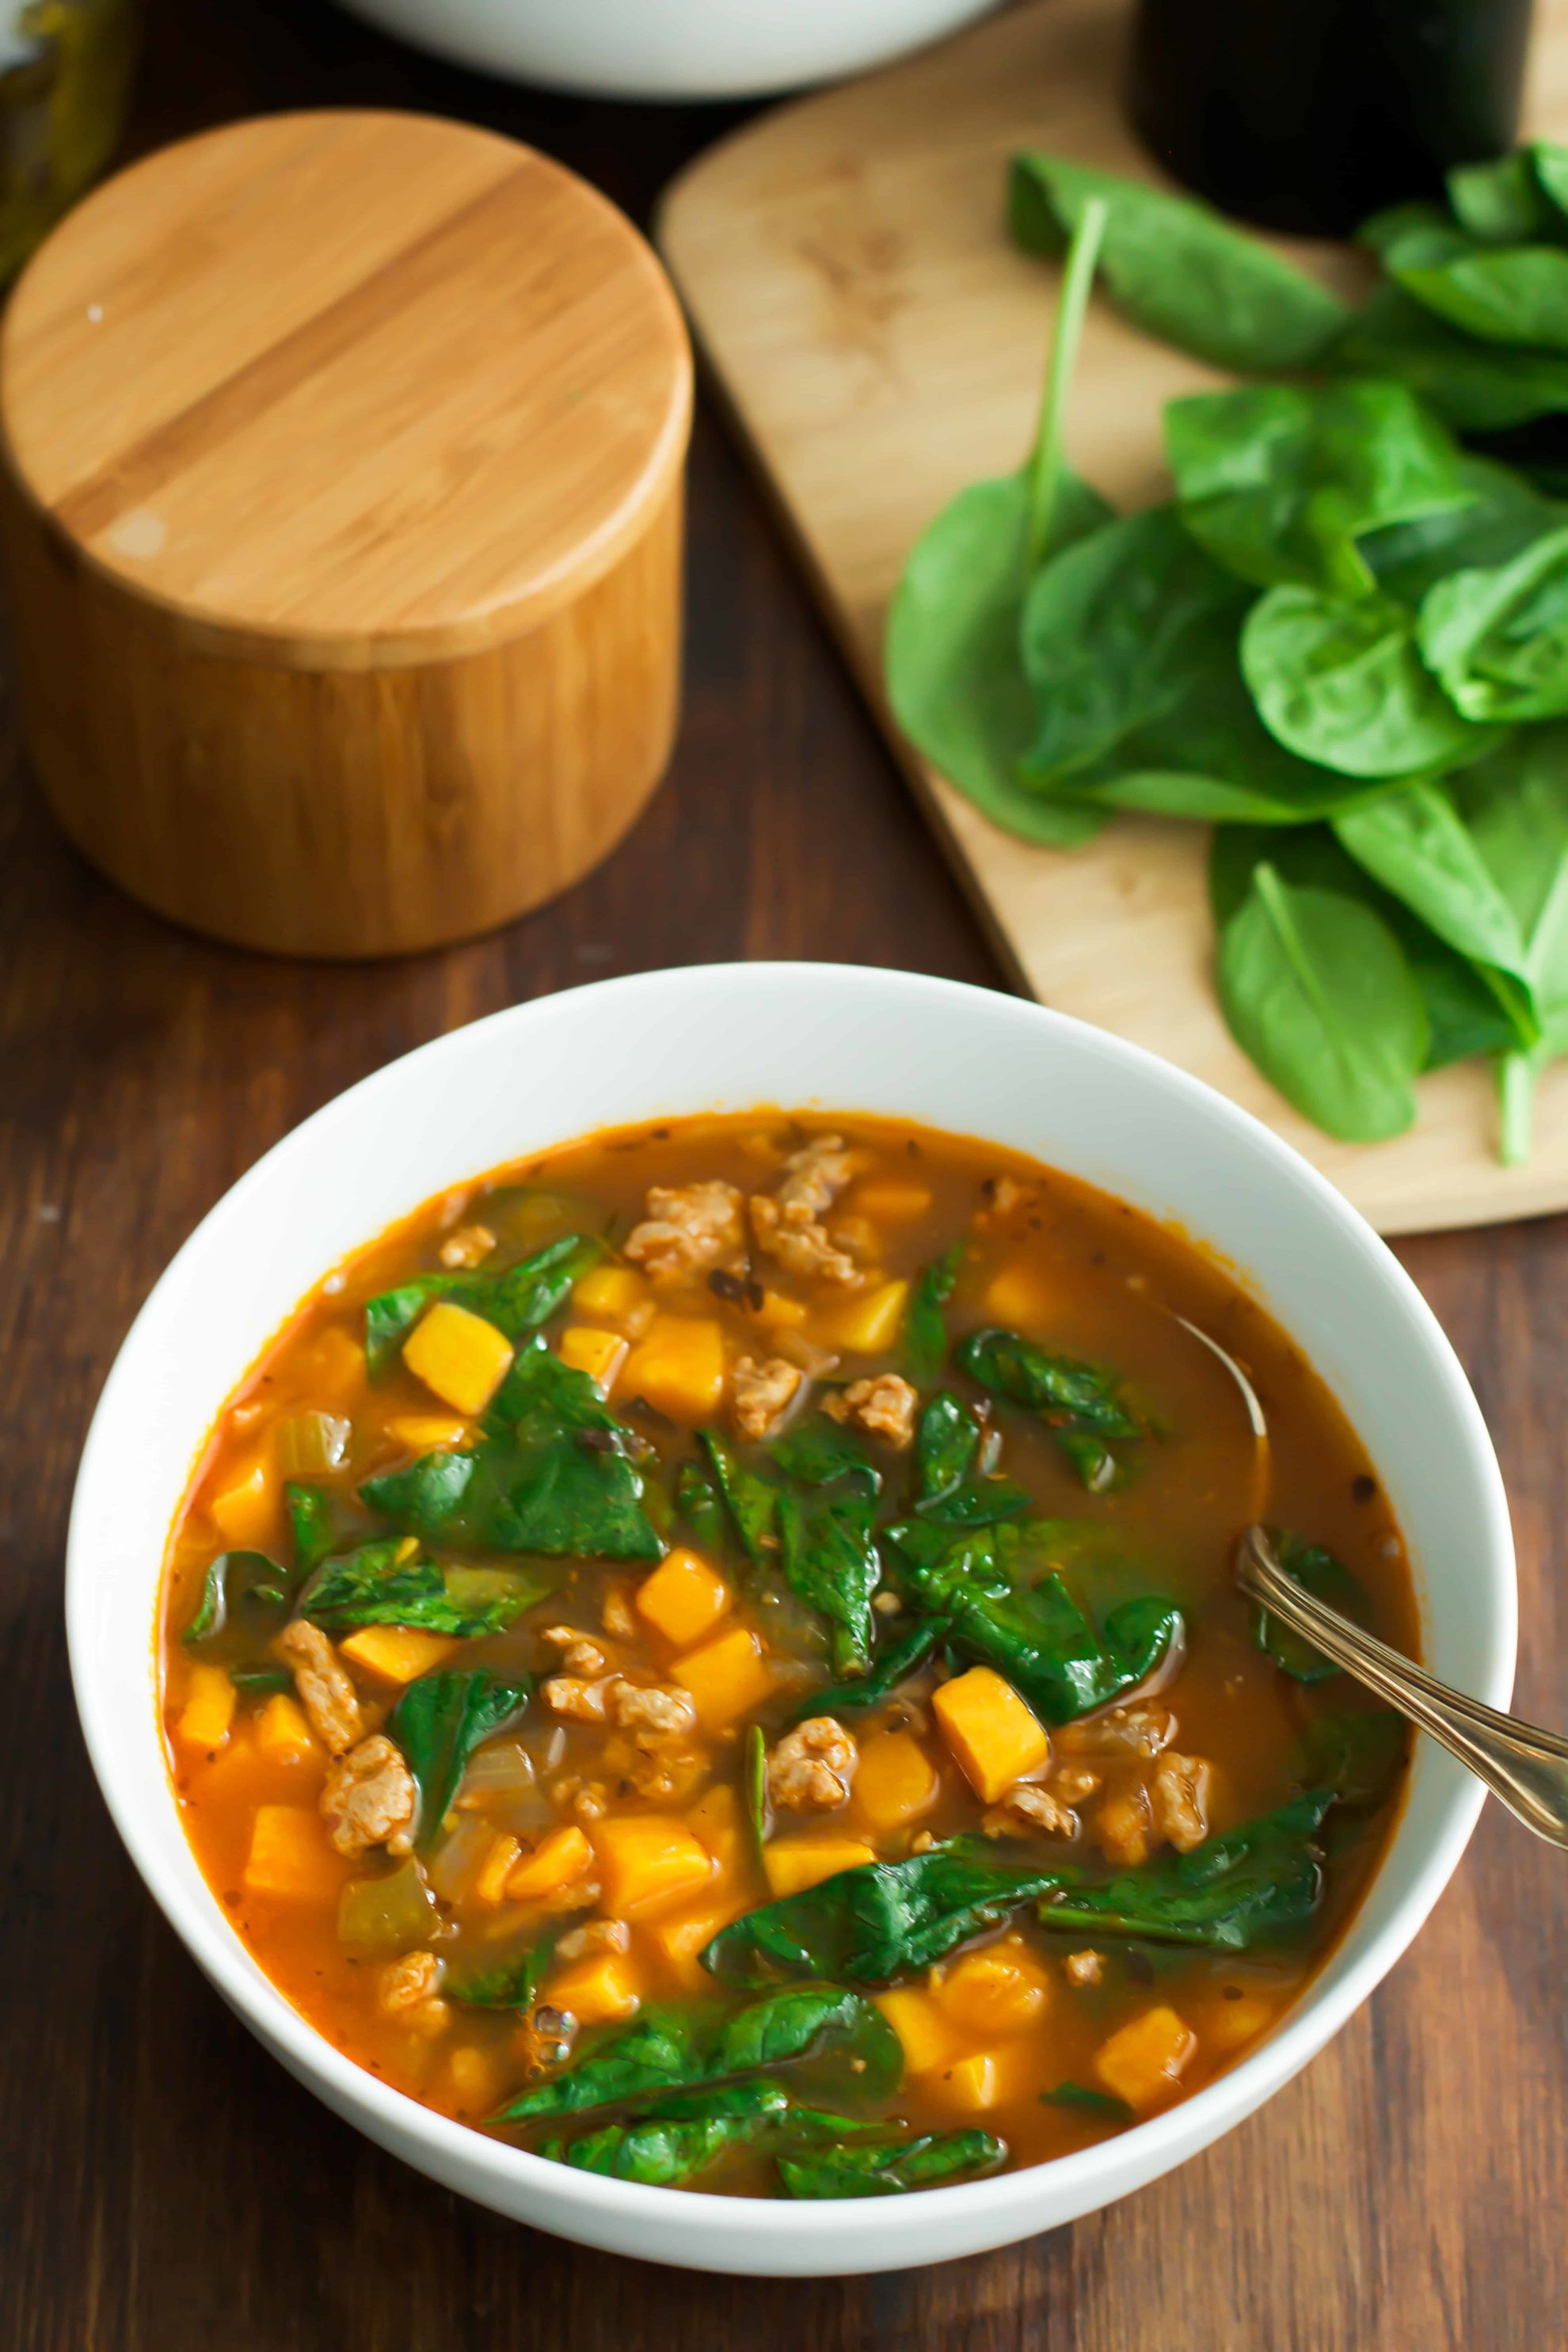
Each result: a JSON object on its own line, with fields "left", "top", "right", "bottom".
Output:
{"left": 67, "top": 963, "right": 1513, "bottom": 2275}
{"left": 334, "top": 0, "right": 1003, "bottom": 99}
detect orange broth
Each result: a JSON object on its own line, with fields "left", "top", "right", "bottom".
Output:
{"left": 158, "top": 1112, "right": 1415, "bottom": 2196}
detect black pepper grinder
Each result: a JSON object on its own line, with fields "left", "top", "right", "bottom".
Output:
{"left": 1128, "top": 0, "right": 1536, "bottom": 237}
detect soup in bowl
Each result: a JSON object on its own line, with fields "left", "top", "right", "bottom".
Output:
{"left": 67, "top": 965, "right": 1513, "bottom": 2274}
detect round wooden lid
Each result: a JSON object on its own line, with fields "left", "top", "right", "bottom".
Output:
{"left": 0, "top": 112, "right": 692, "bottom": 668}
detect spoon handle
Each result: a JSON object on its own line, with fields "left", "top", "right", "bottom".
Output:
{"left": 1238, "top": 1525, "right": 1568, "bottom": 1849}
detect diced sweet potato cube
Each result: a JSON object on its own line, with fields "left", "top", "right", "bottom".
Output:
{"left": 338, "top": 1625, "right": 462, "bottom": 1684}
{"left": 474, "top": 1832, "right": 523, "bottom": 1906}
{"left": 572, "top": 1263, "right": 649, "bottom": 1323}
{"left": 757, "top": 1289, "right": 808, "bottom": 1330}
{"left": 646, "top": 1899, "right": 748, "bottom": 1989}
{"left": 873, "top": 1987, "right": 964, "bottom": 2077}
{"left": 402, "top": 1300, "right": 513, "bottom": 1416}
{"left": 932, "top": 1666, "right": 1049, "bottom": 1803}
{"left": 932, "top": 2051, "right": 1002, "bottom": 2113}
{"left": 242, "top": 1805, "right": 342, "bottom": 1901}
{"left": 983, "top": 1265, "right": 1048, "bottom": 1332}
{"left": 556, "top": 1325, "right": 630, "bottom": 1394}
{"left": 853, "top": 1731, "right": 940, "bottom": 1834}
{"left": 504, "top": 1823, "right": 594, "bottom": 1901}
{"left": 618, "top": 1315, "right": 726, "bottom": 1421}
{"left": 637, "top": 1547, "right": 732, "bottom": 1648}
{"left": 175, "top": 1663, "right": 237, "bottom": 1749}
{"left": 672, "top": 1625, "right": 774, "bottom": 1730}
{"left": 823, "top": 1279, "right": 910, "bottom": 1356}
{"left": 443, "top": 2044, "right": 503, "bottom": 2114}
{"left": 592, "top": 1816, "right": 714, "bottom": 1919}
{"left": 300, "top": 1325, "right": 367, "bottom": 1404}
{"left": 1095, "top": 2006, "right": 1197, "bottom": 2111}
{"left": 549, "top": 1952, "right": 643, "bottom": 2027}
{"left": 763, "top": 1836, "right": 876, "bottom": 1898}
{"left": 849, "top": 1179, "right": 933, "bottom": 1226}
{"left": 934, "top": 1946, "right": 1052, "bottom": 2038}
{"left": 1199, "top": 1992, "right": 1277, "bottom": 2054}
{"left": 210, "top": 1461, "right": 274, "bottom": 1546}
{"left": 685, "top": 1783, "right": 749, "bottom": 1882}
{"left": 253, "top": 1691, "right": 317, "bottom": 1766}
{"left": 386, "top": 1414, "right": 470, "bottom": 1452}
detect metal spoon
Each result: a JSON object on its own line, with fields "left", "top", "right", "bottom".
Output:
{"left": 1238, "top": 1524, "right": 1568, "bottom": 1850}
{"left": 1170, "top": 1311, "right": 1568, "bottom": 1849}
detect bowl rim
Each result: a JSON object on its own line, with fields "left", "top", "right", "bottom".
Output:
{"left": 67, "top": 960, "right": 1516, "bottom": 2249}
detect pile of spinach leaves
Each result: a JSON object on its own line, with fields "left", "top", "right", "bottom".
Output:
{"left": 888, "top": 142, "right": 1568, "bottom": 1163}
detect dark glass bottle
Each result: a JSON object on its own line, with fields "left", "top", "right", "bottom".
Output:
{"left": 1128, "top": 0, "right": 1536, "bottom": 237}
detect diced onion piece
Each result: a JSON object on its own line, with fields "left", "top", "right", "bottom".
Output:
{"left": 276, "top": 1410, "right": 352, "bottom": 1476}
{"left": 337, "top": 1858, "right": 436, "bottom": 1953}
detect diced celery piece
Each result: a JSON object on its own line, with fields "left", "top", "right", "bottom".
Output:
{"left": 276, "top": 1410, "right": 351, "bottom": 1477}
{"left": 337, "top": 1857, "right": 436, "bottom": 1953}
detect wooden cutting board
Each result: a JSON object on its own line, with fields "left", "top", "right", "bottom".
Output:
{"left": 660, "top": 0, "right": 1568, "bottom": 1235}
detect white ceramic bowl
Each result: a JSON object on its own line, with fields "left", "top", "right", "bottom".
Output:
{"left": 334, "top": 0, "right": 1003, "bottom": 99}
{"left": 68, "top": 963, "right": 1513, "bottom": 2276}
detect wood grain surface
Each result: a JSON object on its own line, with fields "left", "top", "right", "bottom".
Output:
{"left": 2, "top": 2, "right": 1563, "bottom": 2346}
{"left": 660, "top": 0, "right": 1568, "bottom": 1237}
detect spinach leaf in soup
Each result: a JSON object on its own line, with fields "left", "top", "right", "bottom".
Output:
{"left": 1241, "top": 587, "right": 1502, "bottom": 778}
{"left": 770, "top": 1419, "right": 884, "bottom": 1675}
{"left": 1007, "top": 151, "right": 1348, "bottom": 371}
{"left": 363, "top": 1337, "right": 662, "bottom": 1562}
{"left": 912, "top": 1391, "right": 1030, "bottom": 1526}
{"left": 884, "top": 198, "right": 1114, "bottom": 847}
{"left": 700, "top": 1839, "right": 1067, "bottom": 1988}
{"left": 675, "top": 1458, "right": 726, "bottom": 1553}
{"left": 1215, "top": 863, "right": 1428, "bottom": 1141}
{"left": 904, "top": 1240, "right": 963, "bottom": 1387}
{"left": 287, "top": 1479, "right": 337, "bottom": 1578}
{"left": 448, "top": 1928, "right": 559, "bottom": 2011}
{"left": 882, "top": 1517, "right": 1182, "bottom": 1726}
{"left": 777, "top": 2128, "right": 1006, "bottom": 2199}
{"left": 387, "top": 1668, "right": 531, "bottom": 1848}
{"left": 542, "top": 2095, "right": 784, "bottom": 2187}
{"left": 1035, "top": 1790, "right": 1337, "bottom": 1949}
{"left": 1303, "top": 1708, "right": 1408, "bottom": 1807}
{"left": 492, "top": 1986, "right": 900, "bottom": 2125}
{"left": 1040, "top": 2082, "right": 1135, "bottom": 2124}
{"left": 181, "top": 1547, "right": 292, "bottom": 1654}
{"left": 301, "top": 1539, "right": 548, "bottom": 1638}
{"left": 1251, "top": 1538, "right": 1371, "bottom": 1683}
{"left": 1418, "top": 522, "right": 1568, "bottom": 721}
{"left": 786, "top": 1613, "right": 951, "bottom": 1726}
{"left": 363, "top": 1231, "right": 599, "bottom": 1377}
{"left": 1165, "top": 381, "right": 1472, "bottom": 600}
{"left": 954, "top": 1326, "right": 1140, "bottom": 1492}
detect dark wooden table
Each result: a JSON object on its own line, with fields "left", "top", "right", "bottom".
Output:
{"left": 4, "top": 2, "right": 1564, "bottom": 2344}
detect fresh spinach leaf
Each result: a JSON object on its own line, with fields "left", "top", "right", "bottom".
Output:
{"left": 1036, "top": 1790, "right": 1335, "bottom": 1949}
{"left": 777, "top": 2128, "right": 1005, "bottom": 2198}
{"left": 363, "top": 1232, "right": 599, "bottom": 1377}
{"left": 1380, "top": 215, "right": 1568, "bottom": 352}
{"left": 493, "top": 1987, "right": 900, "bottom": 2124}
{"left": 1008, "top": 152, "right": 1347, "bottom": 371}
{"left": 1330, "top": 287, "right": 1568, "bottom": 434}
{"left": 1448, "top": 148, "right": 1568, "bottom": 245}
{"left": 1302, "top": 1707, "right": 1408, "bottom": 1806}
{"left": 181, "top": 1549, "right": 292, "bottom": 1652}
{"left": 230, "top": 1666, "right": 291, "bottom": 1695}
{"left": 786, "top": 1614, "right": 951, "bottom": 1726}
{"left": 387, "top": 1668, "right": 531, "bottom": 1846}
{"left": 954, "top": 1326, "right": 1139, "bottom": 1491}
{"left": 1215, "top": 863, "right": 1428, "bottom": 1140}
{"left": 1242, "top": 586, "right": 1501, "bottom": 778}
{"left": 1253, "top": 1538, "right": 1368, "bottom": 1682}
{"left": 700, "top": 1430, "right": 781, "bottom": 1565}
{"left": 543, "top": 2100, "right": 780, "bottom": 2186}
{"left": 1040, "top": 2082, "right": 1134, "bottom": 2123}
{"left": 1362, "top": 455, "right": 1564, "bottom": 607}
{"left": 771, "top": 1422, "right": 883, "bottom": 1674}
{"left": 363, "top": 1337, "right": 662, "bottom": 1562}
{"left": 1166, "top": 381, "right": 1471, "bottom": 599}
{"left": 300, "top": 1539, "right": 546, "bottom": 1638}
{"left": 700, "top": 1839, "right": 1066, "bottom": 1987}
{"left": 1418, "top": 521, "right": 1568, "bottom": 721}
{"left": 744, "top": 1722, "right": 769, "bottom": 1852}
{"left": 904, "top": 1241, "right": 963, "bottom": 1387}
{"left": 884, "top": 199, "right": 1114, "bottom": 847}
